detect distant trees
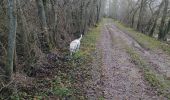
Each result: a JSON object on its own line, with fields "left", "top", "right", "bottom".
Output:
{"left": 108, "top": 0, "right": 170, "bottom": 41}
{"left": 0, "top": 0, "right": 104, "bottom": 82}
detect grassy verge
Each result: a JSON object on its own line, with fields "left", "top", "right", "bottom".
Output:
{"left": 70, "top": 21, "right": 102, "bottom": 99}
{"left": 114, "top": 21, "right": 170, "bottom": 54}
{"left": 126, "top": 46, "right": 170, "bottom": 98}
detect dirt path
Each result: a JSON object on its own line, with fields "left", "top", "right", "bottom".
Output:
{"left": 109, "top": 23, "right": 170, "bottom": 79}
{"left": 87, "top": 21, "right": 167, "bottom": 99}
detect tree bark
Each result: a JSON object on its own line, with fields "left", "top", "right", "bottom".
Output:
{"left": 164, "top": 18, "right": 170, "bottom": 40}
{"left": 36, "top": 0, "right": 50, "bottom": 53}
{"left": 148, "top": 1, "right": 164, "bottom": 37}
{"left": 137, "top": 0, "right": 146, "bottom": 31}
{"left": 6, "top": 0, "right": 17, "bottom": 81}
{"left": 158, "top": 0, "right": 169, "bottom": 40}
{"left": 96, "top": 0, "right": 102, "bottom": 24}
{"left": 17, "top": 0, "right": 30, "bottom": 57}
{"left": 131, "top": 7, "right": 139, "bottom": 28}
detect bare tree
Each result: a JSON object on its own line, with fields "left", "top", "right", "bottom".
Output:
{"left": 5, "top": 0, "right": 17, "bottom": 80}
{"left": 137, "top": 0, "right": 147, "bottom": 31}
{"left": 36, "top": 0, "right": 50, "bottom": 52}
{"left": 148, "top": 0, "right": 164, "bottom": 37}
{"left": 158, "top": 0, "right": 169, "bottom": 40}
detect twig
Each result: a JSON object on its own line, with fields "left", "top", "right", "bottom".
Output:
{"left": 0, "top": 41, "right": 7, "bottom": 55}
{"left": 0, "top": 75, "right": 8, "bottom": 78}
{"left": 0, "top": 80, "right": 14, "bottom": 92}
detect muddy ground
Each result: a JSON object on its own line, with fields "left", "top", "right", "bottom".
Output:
{"left": 86, "top": 20, "right": 169, "bottom": 100}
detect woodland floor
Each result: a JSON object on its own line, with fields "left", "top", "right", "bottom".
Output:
{"left": 85, "top": 19, "right": 170, "bottom": 100}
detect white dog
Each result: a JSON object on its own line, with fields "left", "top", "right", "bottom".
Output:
{"left": 70, "top": 34, "right": 82, "bottom": 56}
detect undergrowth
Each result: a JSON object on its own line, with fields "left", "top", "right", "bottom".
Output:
{"left": 0, "top": 21, "right": 102, "bottom": 99}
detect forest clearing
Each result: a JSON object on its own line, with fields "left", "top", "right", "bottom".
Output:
{"left": 0, "top": 0, "right": 170, "bottom": 99}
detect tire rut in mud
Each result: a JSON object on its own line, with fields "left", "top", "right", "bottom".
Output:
{"left": 94, "top": 23, "right": 161, "bottom": 99}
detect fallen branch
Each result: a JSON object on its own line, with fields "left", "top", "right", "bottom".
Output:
{"left": 0, "top": 79, "right": 14, "bottom": 92}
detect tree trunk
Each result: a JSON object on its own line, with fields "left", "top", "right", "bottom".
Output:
{"left": 131, "top": 7, "right": 139, "bottom": 28}
{"left": 148, "top": 1, "right": 164, "bottom": 37}
{"left": 166, "top": 19, "right": 170, "bottom": 34}
{"left": 137, "top": 0, "right": 146, "bottom": 31}
{"left": 158, "top": 0, "right": 169, "bottom": 40}
{"left": 37, "top": 0, "right": 48, "bottom": 31}
{"left": 96, "top": 0, "right": 102, "bottom": 24}
{"left": 6, "top": 0, "right": 17, "bottom": 81}
{"left": 36, "top": 0, "right": 50, "bottom": 53}
{"left": 164, "top": 18, "right": 170, "bottom": 40}
{"left": 17, "top": 0, "right": 29, "bottom": 58}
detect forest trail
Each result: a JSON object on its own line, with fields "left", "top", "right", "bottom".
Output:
{"left": 87, "top": 20, "right": 168, "bottom": 100}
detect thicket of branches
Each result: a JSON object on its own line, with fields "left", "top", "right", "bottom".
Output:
{"left": 108, "top": 0, "right": 170, "bottom": 40}
{"left": 0, "top": 0, "right": 104, "bottom": 81}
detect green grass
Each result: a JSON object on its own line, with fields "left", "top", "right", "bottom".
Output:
{"left": 126, "top": 46, "right": 170, "bottom": 98}
{"left": 114, "top": 21, "right": 170, "bottom": 54}
{"left": 71, "top": 21, "right": 103, "bottom": 69}
{"left": 126, "top": 47, "right": 165, "bottom": 87}
{"left": 67, "top": 21, "right": 103, "bottom": 99}
{"left": 71, "top": 21, "right": 102, "bottom": 66}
